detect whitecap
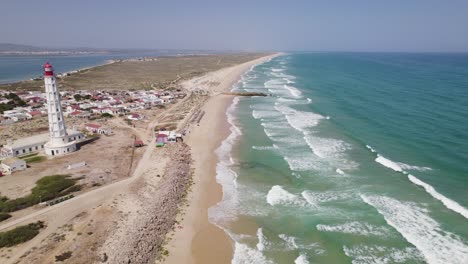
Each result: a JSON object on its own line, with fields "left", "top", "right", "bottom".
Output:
{"left": 317, "top": 221, "right": 390, "bottom": 236}
{"left": 266, "top": 185, "right": 307, "bottom": 207}
{"left": 284, "top": 85, "right": 302, "bottom": 97}
{"left": 232, "top": 242, "right": 273, "bottom": 264}
{"left": 408, "top": 174, "right": 468, "bottom": 219}
{"left": 252, "top": 145, "right": 276, "bottom": 151}
{"left": 361, "top": 194, "right": 468, "bottom": 264}
{"left": 256, "top": 228, "right": 270, "bottom": 251}
{"left": 294, "top": 254, "right": 310, "bottom": 264}
{"left": 375, "top": 155, "right": 404, "bottom": 172}
{"left": 343, "top": 245, "right": 424, "bottom": 264}
{"left": 366, "top": 145, "right": 377, "bottom": 153}
{"left": 279, "top": 234, "right": 299, "bottom": 249}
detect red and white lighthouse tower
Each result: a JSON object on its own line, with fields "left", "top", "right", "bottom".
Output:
{"left": 43, "top": 62, "right": 77, "bottom": 156}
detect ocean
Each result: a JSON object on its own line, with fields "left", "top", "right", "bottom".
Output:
{"left": 211, "top": 53, "right": 468, "bottom": 264}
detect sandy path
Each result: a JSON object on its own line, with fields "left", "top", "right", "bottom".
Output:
{"left": 0, "top": 131, "right": 157, "bottom": 263}
{"left": 163, "top": 54, "right": 279, "bottom": 264}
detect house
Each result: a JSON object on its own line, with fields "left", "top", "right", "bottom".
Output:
{"left": 1, "top": 157, "right": 27, "bottom": 174}
{"left": 84, "top": 123, "right": 112, "bottom": 135}
{"left": 134, "top": 139, "right": 144, "bottom": 147}
{"left": 66, "top": 105, "right": 80, "bottom": 113}
{"left": 26, "top": 110, "right": 42, "bottom": 118}
{"left": 68, "top": 111, "right": 89, "bottom": 118}
{"left": 127, "top": 113, "right": 143, "bottom": 121}
{"left": 157, "top": 131, "right": 182, "bottom": 144}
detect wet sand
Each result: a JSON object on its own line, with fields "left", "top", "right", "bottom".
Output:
{"left": 163, "top": 53, "right": 280, "bottom": 264}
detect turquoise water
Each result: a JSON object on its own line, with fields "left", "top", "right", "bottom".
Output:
{"left": 211, "top": 53, "right": 468, "bottom": 263}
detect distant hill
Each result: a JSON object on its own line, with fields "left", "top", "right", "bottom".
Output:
{"left": 0, "top": 43, "right": 47, "bottom": 52}
{"left": 0, "top": 43, "right": 107, "bottom": 54}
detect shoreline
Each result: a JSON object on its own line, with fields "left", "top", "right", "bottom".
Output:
{"left": 164, "top": 53, "right": 280, "bottom": 263}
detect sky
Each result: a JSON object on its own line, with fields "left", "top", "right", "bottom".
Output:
{"left": 1, "top": 0, "right": 468, "bottom": 52}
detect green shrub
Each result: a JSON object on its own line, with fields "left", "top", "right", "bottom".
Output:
{"left": 100, "top": 113, "right": 113, "bottom": 118}
{"left": 0, "top": 221, "right": 45, "bottom": 248}
{"left": 0, "top": 213, "right": 11, "bottom": 222}
{"left": 0, "top": 175, "right": 79, "bottom": 213}
{"left": 55, "top": 251, "right": 72, "bottom": 262}
{"left": 24, "top": 156, "right": 46, "bottom": 164}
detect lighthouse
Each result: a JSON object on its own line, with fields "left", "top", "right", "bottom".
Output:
{"left": 43, "top": 62, "right": 77, "bottom": 156}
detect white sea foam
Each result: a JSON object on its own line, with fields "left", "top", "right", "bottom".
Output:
{"left": 266, "top": 185, "right": 307, "bottom": 207}
{"left": 283, "top": 155, "right": 320, "bottom": 171}
{"left": 366, "top": 145, "right": 377, "bottom": 153}
{"left": 307, "top": 98, "right": 312, "bottom": 103}
{"left": 408, "top": 174, "right": 468, "bottom": 219}
{"left": 369, "top": 146, "right": 431, "bottom": 172}
{"left": 279, "top": 234, "right": 325, "bottom": 255}
{"left": 252, "top": 109, "right": 282, "bottom": 119}
{"left": 336, "top": 168, "right": 345, "bottom": 175}
{"left": 279, "top": 234, "right": 299, "bottom": 249}
{"left": 272, "top": 68, "right": 284, "bottom": 72}
{"left": 361, "top": 194, "right": 468, "bottom": 264}
{"left": 232, "top": 242, "right": 273, "bottom": 264}
{"left": 317, "top": 221, "right": 390, "bottom": 236}
{"left": 275, "top": 104, "right": 323, "bottom": 131}
{"left": 294, "top": 254, "right": 310, "bottom": 264}
{"left": 256, "top": 228, "right": 270, "bottom": 251}
{"left": 372, "top": 151, "right": 465, "bottom": 218}
{"left": 375, "top": 155, "right": 404, "bottom": 172}
{"left": 252, "top": 145, "right": 276, "bottom": 151}
{"left": 343, "top": 245, "right": 424, "bottom": 264}
{"left": 209, "top": 96, "right": 242, "bottom": 223}
{"left": 284, "top": 85, "right": 302, "bottom": 97}
{"left": 398, "top": 163, "right": 432, "bottom": 172}
{"left": 301, "top": 190, "right": 354, "bottom": 205}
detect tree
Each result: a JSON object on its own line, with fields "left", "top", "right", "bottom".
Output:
{"left": 73, "top": 94, "right": 82, "bottom": 101}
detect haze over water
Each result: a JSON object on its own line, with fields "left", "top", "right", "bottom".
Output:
{"left": 211, "top": 53, "right": 468, "bottom": 263}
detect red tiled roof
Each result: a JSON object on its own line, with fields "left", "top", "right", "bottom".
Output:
{"left": 85, "top": 123, "right": 101, "bottom": 129}
{"left": 29, "top": 110, "right": 42, "bottom": 116}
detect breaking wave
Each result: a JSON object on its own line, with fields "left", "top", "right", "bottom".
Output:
{"left": 361, "top": 194, "right": 468, "bottom": 264}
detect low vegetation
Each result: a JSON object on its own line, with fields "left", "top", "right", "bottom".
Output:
{"left": 55, "top": 251, "right": 73, "bottom": 262}
{"left": 0, "top": 93, "right": 27, "bottom": 113}
{"left": 0, "top": 213, "right": 12, "bottom": 222}
{"left": 0, "top": 175, "right": 80, "bottom": 213}
{"left": 0, "top": 221, "right": 45, "bottom": 248}
{"left": 23, "top": 155, "right": 46, "bottom": 164}
{"left": 100, "top": 113, "right": 114, "bottom": 118}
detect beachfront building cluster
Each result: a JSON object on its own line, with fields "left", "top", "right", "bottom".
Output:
{"left": 1, "top": 62, "right": 84, "bottom": 158}
{"left": 0, "top": 89, "right": 185, "bottom": 124}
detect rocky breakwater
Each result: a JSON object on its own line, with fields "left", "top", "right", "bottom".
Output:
{"left": 102, "top": 143, "right": 193, "bottom": 264}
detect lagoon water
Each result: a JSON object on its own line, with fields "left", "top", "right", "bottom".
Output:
{"left": 211, "top": 53, "right": 468, "bottom": 263}
{"left": 0, "top": 51, "right": 201, "bottom": 84}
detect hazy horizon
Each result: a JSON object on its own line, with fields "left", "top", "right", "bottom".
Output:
{"left": 1, "top": 0, "right": 468, "bottom": 52}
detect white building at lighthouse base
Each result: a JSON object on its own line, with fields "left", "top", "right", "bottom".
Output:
{"left": 43, "top": 129, "right": 84, "bottom": 156}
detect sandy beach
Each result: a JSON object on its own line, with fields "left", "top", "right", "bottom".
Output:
{"left": 163, "top": 53, "right": 279, "bottom": 264}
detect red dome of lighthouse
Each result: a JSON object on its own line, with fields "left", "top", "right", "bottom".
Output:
{"left": 43, "top": 62, "right": 54, "bottom": 76}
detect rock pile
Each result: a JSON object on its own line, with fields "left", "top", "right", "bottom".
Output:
{"left": 106, "top": 143, "right": 192, "bottom": 263}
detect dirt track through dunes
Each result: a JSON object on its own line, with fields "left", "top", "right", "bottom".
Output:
{"left": 0, "top": 54, "right": 267, "bottom": 91}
